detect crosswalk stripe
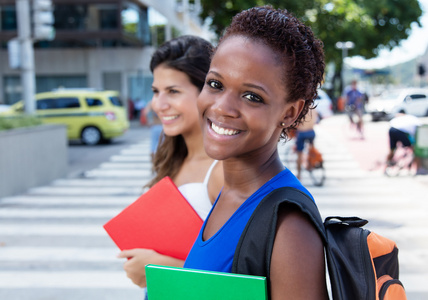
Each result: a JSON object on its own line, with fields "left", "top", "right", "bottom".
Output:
{"left": 99, "top": 162, "right": 152, "bottom": 169}
{"left": 84, "top": 169, "right": 152, "bottom": 178}
{"left": 27, "top": 186, "right": 143, "bottom": 196}
{"left": 0, "top": 224, "right": 108, "bottom": 235}
{"left": 0, "top": 247, "right": 120, "bottom": 261}
{"left": 0, "top": 208, "right": 123, "bottom": 218}
{"left": 0, "top": 272, "right": 139, "bottom": 289}
{"left": 52, "top": 178, "right": 146, "bottom": 187}
{"left": 109, "top": 155, "right": 150, "bottom": 162}
{"left": 0, "top": 196, "right": 137, "bottom": 206}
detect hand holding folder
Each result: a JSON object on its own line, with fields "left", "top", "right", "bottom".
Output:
{"left": 103, "top": 176, "right": 203, "bottom": 260}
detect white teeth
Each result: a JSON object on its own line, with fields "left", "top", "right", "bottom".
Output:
{"left": 211, "top": 122, "right": 240, "bottom": 136}
{"left": 163, "top": 115, "right": 178, "bottom": 121}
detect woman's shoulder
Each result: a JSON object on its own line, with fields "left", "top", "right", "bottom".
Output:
{"left": 270, "top": 205, "right": 327, "bottom": 298}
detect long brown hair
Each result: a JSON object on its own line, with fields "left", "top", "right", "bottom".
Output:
{"left": 146, "top": 35, "right": 213, "bottom": 188}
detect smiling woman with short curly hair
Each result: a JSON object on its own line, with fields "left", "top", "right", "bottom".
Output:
{"left": 184, "top": 6, "right": 328, "bottom": 300}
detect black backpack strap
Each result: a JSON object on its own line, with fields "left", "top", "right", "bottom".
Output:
{"left": 232, "top": 187, "right": 327, "bottom": 278}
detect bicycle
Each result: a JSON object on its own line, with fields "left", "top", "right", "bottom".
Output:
{"left": 283, "top": 138, "right": 326, "bottom": 187}
{"left": 384, "top": 145, "right": 417, "bottom": 177}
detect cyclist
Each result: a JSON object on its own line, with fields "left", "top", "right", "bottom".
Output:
{"left": 345, "top": 79, "right": 364, "bottom": 138}
{"left": 386, "top": 113, "right": 425, "bottom": 173}
{"left": 295, "top": 109, "right": 320, "bottom": 179}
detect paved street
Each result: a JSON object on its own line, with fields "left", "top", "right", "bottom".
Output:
{"left": 0, "top": 114, "right": 427, "bottom": 299}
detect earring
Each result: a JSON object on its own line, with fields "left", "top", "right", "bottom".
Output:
{"left": 280, "top": 122, "right": 286, "bottom": 127}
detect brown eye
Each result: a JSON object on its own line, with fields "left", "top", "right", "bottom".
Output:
{"left": 207, "top": 80, "right": 223, "bottom": 90}
{"left": 244, "top": 92, "right": 263, "bottom": 103}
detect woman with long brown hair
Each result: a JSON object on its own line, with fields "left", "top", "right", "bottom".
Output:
{"left": 118, "top": 35, "right": 223, "bottom": 290}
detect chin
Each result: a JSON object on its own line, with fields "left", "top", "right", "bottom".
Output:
{"left": 204, "top": 146, "right": 229, "bottom": 161}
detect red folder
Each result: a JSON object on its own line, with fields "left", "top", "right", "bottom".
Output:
{"left": 103, "top": 176, "right": 203, "bottom": 260}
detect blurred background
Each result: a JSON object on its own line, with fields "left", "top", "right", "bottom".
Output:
{"left": 0, "top": 1, "right": 428, "bottom": 299}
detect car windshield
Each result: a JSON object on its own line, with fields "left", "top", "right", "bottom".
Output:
{"left": 109, "top": 96, "right": 123, "bottom": 107}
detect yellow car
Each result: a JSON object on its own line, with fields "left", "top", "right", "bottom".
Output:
{"left": 2, "top": 89, "right": 130, "bottom": 145}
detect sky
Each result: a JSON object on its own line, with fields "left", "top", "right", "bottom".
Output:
{"left": 347, "top": 0, "right": 428, "bottom": 69}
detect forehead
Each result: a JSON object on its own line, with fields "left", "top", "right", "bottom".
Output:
{"left": 211, "top": 35, "right": 285, "bottom": 92}
{"left": 214, "top": 36, "right": 280, "bottom": 68}
{"left": 153, "top": 64, "right": 190, "bottom": 85}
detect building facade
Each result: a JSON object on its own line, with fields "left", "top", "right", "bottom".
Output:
{"left": 0, "top": 0, "right": 212, "bottom": 113}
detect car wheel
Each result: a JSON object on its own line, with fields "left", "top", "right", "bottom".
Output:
{"left": 81, "top": 126, "right": 102, "bottom": 145}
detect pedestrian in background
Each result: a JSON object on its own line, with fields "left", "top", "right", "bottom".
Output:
{"left": 143, "top": 100, "right": 162, "bottom": 162}
{"left": 183, "top": 6, "right": 328, "bottom": 299}
{"left": 345, "top": 79, "right": 365, "bottom": 139}
{"left": 118, "top": 35, "right": 223, "bottom": 292}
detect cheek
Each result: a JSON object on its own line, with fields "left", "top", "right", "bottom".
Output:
{"left": 150, "top": 98, "right": 160, "bottom": 113}
{"left": 197, "top": 88, "right": 210, "bottom": 115}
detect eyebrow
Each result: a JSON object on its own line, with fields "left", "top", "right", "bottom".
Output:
{"left": 208, "top": 70, "right": 269, "bottom": 95}
{"left": 151, "top": 84, "right": 180, "bottom": 90}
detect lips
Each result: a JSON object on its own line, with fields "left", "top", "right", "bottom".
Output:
{"left": 161, "top": 115, "right": 179, "bottom": 121}
{"left": 210, "top": 121, "right": 240, "bottom": 136}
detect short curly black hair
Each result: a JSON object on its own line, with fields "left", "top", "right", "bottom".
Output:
{"left": 219, "top": 6, "right": 325, "bottom": 139}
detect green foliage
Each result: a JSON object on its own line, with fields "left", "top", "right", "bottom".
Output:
{"left": 0, "top": 116, "right": 43, "bottom": 131}
{"left": 199, "top": 0, "right": 422, "bottom": 64}
{"left": 150, "top": 25, "right": 182, "bottom": 47}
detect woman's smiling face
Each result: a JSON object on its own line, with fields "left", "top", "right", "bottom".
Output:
{"left": 151, "top": 64, "right": 200, "bottom": 138}
{"left": 197, "top": 35, "right": 302, "bottom": 161}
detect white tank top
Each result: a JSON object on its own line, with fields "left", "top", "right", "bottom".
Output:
{"left": 178, "top": 160, "right": 218, "bottom": 220}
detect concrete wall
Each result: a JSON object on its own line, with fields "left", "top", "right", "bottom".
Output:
{"left": 0, "top": 124, "right": 68, "bottom": 198}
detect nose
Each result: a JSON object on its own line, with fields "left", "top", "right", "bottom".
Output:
{"left": 151, "top": 92, "right": 170, "bottom": 112}
{"left": 210, "top": 91, "right": 239, "bottom": 119}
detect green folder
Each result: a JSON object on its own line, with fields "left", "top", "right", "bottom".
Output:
{"left": 145, "top": 264, "right": 267, "bottom": 300}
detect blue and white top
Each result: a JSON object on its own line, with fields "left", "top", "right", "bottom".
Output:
{"left": 184, "top": 168, "right": 314, "bottom": 272}
{"left": 178, "top": 160, "right": 218, "bottom": 220}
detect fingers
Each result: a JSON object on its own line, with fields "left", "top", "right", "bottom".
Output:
{"left": 118, "top": 248, "right": 147, "bottom": 259}
{"left": 117, "top": 249, "right": 135, "bottom": 259}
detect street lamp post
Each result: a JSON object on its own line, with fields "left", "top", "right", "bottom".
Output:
{"left": 16, "top": 0, "right": 36, "bottom": 115}
{"left": 335, "top": 41, "right": 355, "bottom": 93}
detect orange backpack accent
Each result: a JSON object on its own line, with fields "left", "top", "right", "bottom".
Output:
{"left": 368, "top": 233, "right": 407, "bottom": 300}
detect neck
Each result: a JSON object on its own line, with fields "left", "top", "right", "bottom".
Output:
{"left": 182, "top": 129, "right": 210, "bottom": 161}
{"left": 221, "top": 147, "right": 284, "bottom": 198}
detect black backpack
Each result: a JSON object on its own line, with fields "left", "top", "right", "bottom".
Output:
{"left": 232, "top": 187, "right": 406, "bottom": 300}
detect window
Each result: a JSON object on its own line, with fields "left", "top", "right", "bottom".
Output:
{"left": 121, "top": 2, "right": 150, "bottom": 44}
{"left": 99, "top": 5, "right": 118, "bottom": 29}
{"left": 56, "top": 97, "right": 80, "bottom": 108}
{"left": 109, "top": 96, "right": 123, "bottom": 107}
{"left": 54, "top": 5, "right": 87, "bottom": 30}
{"left": 37, "top": 97, "right": 80, "bottom": 109}
{"left": 86, "top": 98, "right": 103, "bottom": 106}
{"left": 410, "top": 94, "right": 427, "bottom": 101}
{"left": 37, "top": 99, "right": 57, "bottom": 110}
{"left": 1, "top": 5, "right": 17, "bottom": 31}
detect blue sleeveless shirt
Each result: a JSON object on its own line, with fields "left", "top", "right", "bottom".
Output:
{"left": 183, "top": 168, "right": 314, "bottom": 273}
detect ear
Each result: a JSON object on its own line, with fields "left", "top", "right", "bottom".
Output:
{"left": 280, "top": 99, "right": 305, "bottom": 127}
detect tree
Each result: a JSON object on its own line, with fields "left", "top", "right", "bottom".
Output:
{"left": 199, "top": 0, "right": 423, "bottom": 97}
